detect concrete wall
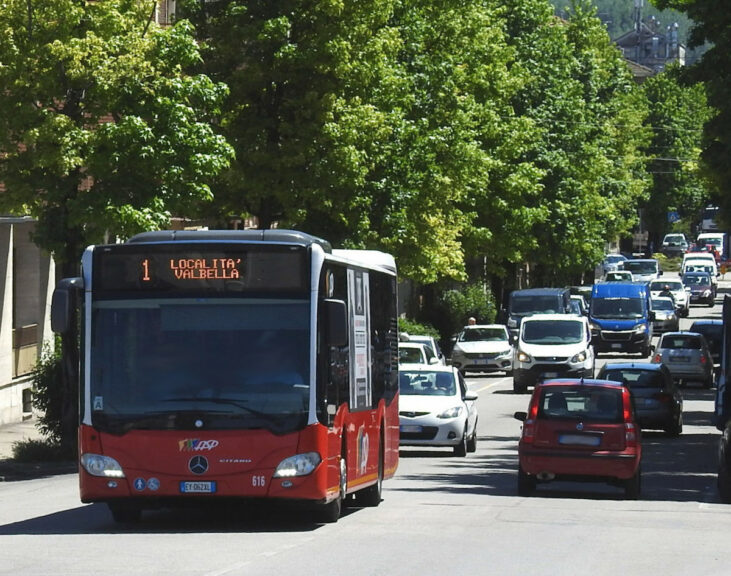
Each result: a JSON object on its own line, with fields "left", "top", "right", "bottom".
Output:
{"left": 0, "top": 219, "right": 55, "bottom": 426}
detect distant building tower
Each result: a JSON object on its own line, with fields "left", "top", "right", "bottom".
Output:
{"left": 614, "top": 2, "right": 685, "bottom": 80}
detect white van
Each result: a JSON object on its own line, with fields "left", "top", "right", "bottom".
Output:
{"left": 697, "top": 232, "right": 726, "bottom": 258}
{"left": 512, "top": 314, "right": 594, "bottom": 394}
{"left": 682, "top": 252, "right": 718, "bottom": 274}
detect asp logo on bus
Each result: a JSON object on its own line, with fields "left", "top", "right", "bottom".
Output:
{"left": 179, "top": 439, "right": 220, "bottom": 452}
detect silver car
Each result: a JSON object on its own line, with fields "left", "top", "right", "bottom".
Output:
{"left": 651, "top": 297, "right": 679, "bottom": 334}
{"left": 652, "top": 331, "right": 714, "bottom": 388}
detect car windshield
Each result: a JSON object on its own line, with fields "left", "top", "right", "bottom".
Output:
{"left": 605, "top": 255, "right": 625, "bottom": 263}
{"left": 663, "top": 235, "right": 685, "bottom": 245}
{"left": 510, "top": 295, "right": 561, "bottom": 315}
{"left": 522, "top": 320, "right": 584, "bottom": 344}
{"left": 399, "top": 371, "right": 456, "bottom": 396}
{"left": 606, "top": 272, "right": 631, "bottom": 280}
{"left": 660, "top": 336, "right": 702, "bottom": 350}
{"left": 650, "top": 281, "right": 682, "bottom": 291}
{"left": 602, "top": 369, "right": 666, "bottom": 390}
{"left": 652, "top": 299, "right": 674, "bottom": 311}
{"left": 591, "top": 297, "right": 645, "bottom": 319}
{"left": 459, "top": 328, "right": 507, "bottom": 342}
{"left": 683, "top": 274, "right": 710, "bottom": 286}
{"left": 538, "top": 386, "right": 622, "bottom": 422}
{"left": 623, "top": 261, "right": 658, "bottom": 274}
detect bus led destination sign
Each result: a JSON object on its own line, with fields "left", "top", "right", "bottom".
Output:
{"left": 94, "top": 244, "right": 307, "bottom": 293}
{"left": 143, "top": 258, "right": 243, "bottom": 281}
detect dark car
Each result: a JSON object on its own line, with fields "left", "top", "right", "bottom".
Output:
{"left": 597, "top": 362, "right": 683, "bottom": 436}
{"left": 682, "top": 271, "right": 714, "bottom": 307}
{"left": 514, "top": 379, "right": 642, "bottom": 499}
{"left": 689, "top": 320, "right": 723, "bottom": 364}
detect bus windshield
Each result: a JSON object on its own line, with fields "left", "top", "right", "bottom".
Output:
{"left": 90, "top": 298, "right": 310, "bottom": 435}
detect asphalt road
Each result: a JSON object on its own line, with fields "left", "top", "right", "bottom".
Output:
{"left": 1, "top": 276, "right": 730, "bottom": 576}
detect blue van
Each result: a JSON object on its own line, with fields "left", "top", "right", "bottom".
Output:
{"left": 589, "top": 282, "right": 654, "bottom": 356}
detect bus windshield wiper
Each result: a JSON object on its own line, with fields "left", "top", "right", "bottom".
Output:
{"left": 162, "top": 396, "right": 276, "bottom": 420}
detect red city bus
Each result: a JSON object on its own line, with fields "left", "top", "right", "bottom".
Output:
{"left": 51, "top": 230, "right": 399, "bottom": 523}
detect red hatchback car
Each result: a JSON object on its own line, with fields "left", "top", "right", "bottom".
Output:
{"left": 514, "top": 379, "right": 642, "bottom": 499}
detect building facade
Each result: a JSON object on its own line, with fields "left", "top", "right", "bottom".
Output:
{"left": 0, "top": 218, "right": 55, "bottom": 426}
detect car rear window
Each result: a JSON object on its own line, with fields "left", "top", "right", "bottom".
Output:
{"left": 538, "top": 386, "right": 622, "bottom": 423}
{"left": 660, "top": 336, "right": 702, "bottom": 350}
{"left": 602, "top": 369, "right": 665, "bottom": 389}
{"left": 399, "top": 371, "right": 456, "bottom": 396}
{"left": 399, "top": 347, "right": 425, "bottom": 363}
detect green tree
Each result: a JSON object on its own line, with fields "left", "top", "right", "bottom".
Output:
{"left": 641, "top": 67, "right": 711, "bottom": 245}
{"left": 0, "top": 0, "right": 233, "bottom": 452}
{"left": 655, "top": 0, "right": 731, "bottom": 229}
{"left": 499, "top": 0, "right": 650, "bottom": 285}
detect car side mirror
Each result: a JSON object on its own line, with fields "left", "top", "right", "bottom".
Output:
{"left": 514, "top": 411, "right": 527, "bottom": 422}
{"left": 429, "top": 357, "right": 440, "bottom": 365}
{"left": 649, "top": 311, "right": 656, "bottom": 321}
{"left": 464, "top": 392, "right": 478, "bottom": 402}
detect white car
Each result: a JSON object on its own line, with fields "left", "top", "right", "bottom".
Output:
{"left": 398, "top": 365, "right": 478, "bottom": 456}
{"left": 398, "top": 342, "right": 438, "bottom": 366}
{"left": 407, "top": 334, "right": 446, "bottom": 365}
{"left": 450, "top": 324, "right": 514, "bottom": 375}
{"left": 649, "top": 279, "right": 689, "bottom": 317}
{"left": 512, "top": 314, "right": 595, "bottom": 394}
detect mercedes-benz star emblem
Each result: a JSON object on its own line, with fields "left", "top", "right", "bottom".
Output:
{"left": 576, "top": 422, "right": 584, "bottom": 431}
{"left": 189, "top": 455, "right": 209, "bottom": 475}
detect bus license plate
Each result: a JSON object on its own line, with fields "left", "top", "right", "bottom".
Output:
{"left": 180, "top": 481, "right": 217, "bottom": 494}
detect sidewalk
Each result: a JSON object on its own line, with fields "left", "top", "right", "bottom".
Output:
{"left": 0, "top": 416, "right": 44, "bottom": 461}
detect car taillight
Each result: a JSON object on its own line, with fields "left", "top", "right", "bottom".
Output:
{"left": 653, "top": 392, "right": 672, "bottom": 403}
{"left": 622, "top": 388, "right": 638, "bottom": 447}
{"left": 701, "top": 355, "right": 707, "bottom": 364}
{"left": 522, "top": 398, "right": 539, "bottom": 444}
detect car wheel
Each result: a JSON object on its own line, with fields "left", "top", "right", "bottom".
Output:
{"left": 518, "top": 465, "right": 536, "bottom": 496}
{"left": 705, "top": 373, "right": 715, "bottom": 389}
{"left": 466, "top": 421, "right": 478, "bottom": 453}
{"left": 666, "top": 411, "right": 683, "bottom": 437}
{"left": 454, "top": 426, "right": 468, "bottom": 457}
{"left": 513, "top": 379, "right": 527, "bottom": 394}
{"left": 623, "top": 467, "right": 641, "bottom": 500}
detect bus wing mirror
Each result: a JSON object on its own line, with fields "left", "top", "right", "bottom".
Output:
{"left": 323, "top": 299, "right": 348, "bottom": 347}
{"left": 51, "top": 277, "right": 84, "bottom": 334}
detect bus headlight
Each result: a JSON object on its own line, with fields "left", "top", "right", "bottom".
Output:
{"left": 80, "top": 453, "right": 125, "bottom": 478}
{"left": 273, "top": 452, "right": 321, "bottom": 478}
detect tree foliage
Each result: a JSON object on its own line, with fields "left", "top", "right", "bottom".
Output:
{"left": 496, "top": 0, "right": 650, "bottom": 285}
{"left": 640, "top": 66, "right": 710, "bottom": 244}
{"left": 0, "top": 0, "right": 233, "bottom": 272}
{"left": 655, "top": 0, "right": 731, "bottom": 229}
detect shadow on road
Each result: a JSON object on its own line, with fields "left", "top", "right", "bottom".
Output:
{"left": 396, "top": 397, "right": 723, "bottom": 503}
